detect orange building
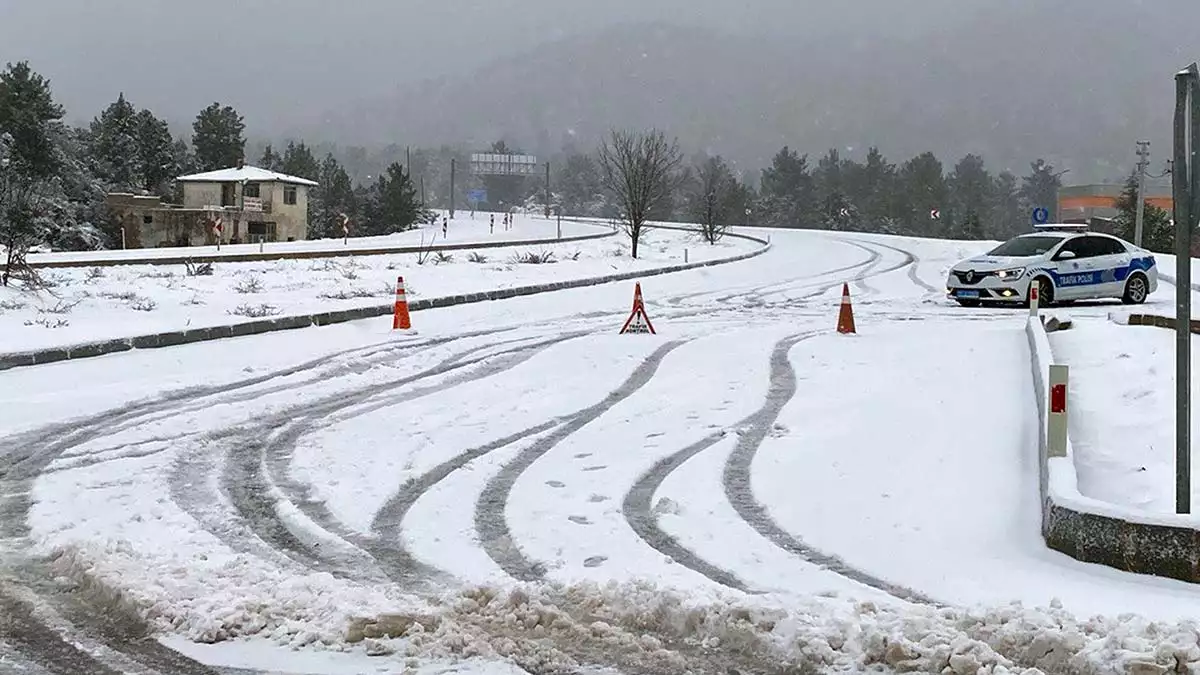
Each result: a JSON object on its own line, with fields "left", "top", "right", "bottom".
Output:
{"left": 1057, "top": 184, "right": 1172, "bottom": 223}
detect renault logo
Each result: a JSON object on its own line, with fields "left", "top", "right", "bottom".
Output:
{"left": 964, "top": 270, "right": 976, "bottom": 283}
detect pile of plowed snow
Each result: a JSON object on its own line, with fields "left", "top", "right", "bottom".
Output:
{"left": 50, "top": 545, "right": 1200, "bottom": 675}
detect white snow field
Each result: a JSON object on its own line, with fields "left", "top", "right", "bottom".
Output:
{"left": 4, "top": 227, "right": 1200, "bottom": 674}
{"left": 18, "top": 211, "right": 596, "bottom": 265}
{"left": 0, "top": 221, "right": 750, "bottom": 353}
{"left": 1050, "top": 315, "right": 1200, "bottom": 517}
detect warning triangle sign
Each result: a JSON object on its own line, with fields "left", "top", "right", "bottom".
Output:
{"left": 619, "top": 282, "right": 656, "bottom": 334}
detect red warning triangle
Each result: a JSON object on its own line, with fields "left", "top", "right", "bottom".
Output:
{"left": 619, "top": 282, "right": 656, "bottom": 334}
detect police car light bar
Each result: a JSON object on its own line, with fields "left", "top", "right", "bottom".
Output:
{"left": 1032, "top": 223, "right": 1090, "bottom": 232}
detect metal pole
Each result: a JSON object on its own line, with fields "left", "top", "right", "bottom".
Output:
{"left": 1135, "top": 141, "right": 1150, "bottom": 247}
{"left": 545, "top": 162, "right": 551, "bottom": 218}
{"left": 1172, "top": 64, "right": 1198, "bottom": 514}
{"left": 449, "top": 158, "right": 456, "bottom": 220}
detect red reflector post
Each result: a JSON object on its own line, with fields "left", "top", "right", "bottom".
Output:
{"left": 1050, "top": 383, "right": 1067, "bottom": 414}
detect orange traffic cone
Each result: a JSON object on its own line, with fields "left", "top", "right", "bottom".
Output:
{"left": 836, "top": 283, "right": 856, "bottom": 334}
{"left": 393, "top": 276, "right": 411, "bottom": 330}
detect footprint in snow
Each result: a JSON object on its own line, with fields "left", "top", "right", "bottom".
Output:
{"left": 573, "top": 452, "right": 592, "bottom": 459}
{"left": 568, "top": 515, "right": 591, "bottom": 525}
{"left": 583, "top": 555, "right": 608, "bottom": 568}
{"left": 546, "top": 480, "right": 566, "bottom": 488}
{"left": 588, "top": 494, "right": 609, "bottom": 503}
{"left": 582, "top": 465, "right": 607, "bottom": 472}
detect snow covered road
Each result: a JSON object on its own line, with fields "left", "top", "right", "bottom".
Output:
{"left": 3, "top": 228, "right": 1200, "bottom": 674}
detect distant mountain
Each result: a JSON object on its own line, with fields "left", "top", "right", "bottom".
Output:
{"left": 307, "top": 3, "right": 1199, "bottom": 183}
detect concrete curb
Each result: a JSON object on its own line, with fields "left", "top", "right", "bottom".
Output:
{"left": 14, "top": 228, "right": 616, "bottom": 270}
{"left": 1028, "top": 315, "right": 1200, "bottom": 583}
{"left": 1126, "top": 312, "right": 1200, "bottom": 334}
{"left": 0, "top": 229, "right": 769, "bottom": 372}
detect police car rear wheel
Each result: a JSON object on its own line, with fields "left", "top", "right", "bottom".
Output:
{"left": 1122, "top": 274, "right": 1148, "bottom": 305}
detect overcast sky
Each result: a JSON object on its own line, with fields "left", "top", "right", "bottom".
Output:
{"left": 0, "top": 0, "right": 974, "bottom": 130}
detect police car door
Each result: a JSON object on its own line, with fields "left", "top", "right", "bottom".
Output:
{"left": 1091, "top": 236, "right": 1133, "bottom": 297}
{"left": 1051, "top": 236, "right": 1104, "bottom": 300}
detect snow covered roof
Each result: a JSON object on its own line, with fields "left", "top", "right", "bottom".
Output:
{"left": 176, "top": 165, "right": 319, "bottom": 187}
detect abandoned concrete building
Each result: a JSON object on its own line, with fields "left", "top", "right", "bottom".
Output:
{"left": 105, "top": 162, "right": 318, "bottom": 248}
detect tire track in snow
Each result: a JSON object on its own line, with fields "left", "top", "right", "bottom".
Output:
{"left": 0, "top": 329, "right": 529, "bottom": 673}
{"left": 205, "top": 334, "right": 584, "bottom": 579}
{"left": 621, "top": 429, "right": 758, "bottom": 593}
{"left": 860, "top": 239, "right": 939, "bottom": 293}
{"left": 369, "top": 420, "right": 563, "bottom": 584}
{"left": 721, "top": 336, "right": 941, "bottom": 606}
{"left": 474, "top": 341, "right": 687, "bottom": 581}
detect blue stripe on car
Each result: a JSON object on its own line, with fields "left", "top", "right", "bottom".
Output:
{"left": 1037, "top": 256, "right": 1155, "bottom": 288}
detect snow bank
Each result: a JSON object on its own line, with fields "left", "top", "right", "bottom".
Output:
{"left": 0, "top": 227, "right": 757, "bottom": 354}
{"left": 1030, "top": 316, "right": 1200, "bottom": 528}
{"left": 48, "top": 541, "right": 1200, "bottom": 675}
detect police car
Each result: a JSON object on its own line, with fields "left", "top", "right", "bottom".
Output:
{"left": 946, "top": 224, "right": 1158, "bottom": 307}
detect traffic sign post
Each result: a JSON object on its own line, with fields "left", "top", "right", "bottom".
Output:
{"left": 929, "top": 208, "right": 940, "bottom": 220}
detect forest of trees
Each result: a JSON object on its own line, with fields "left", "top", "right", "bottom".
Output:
{"left": 0, "top": 59, "right": 1102, "bottom": 260}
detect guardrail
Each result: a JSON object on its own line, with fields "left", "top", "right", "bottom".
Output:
{"left": 0, "top": 227, "right": 771, "bottom": 371}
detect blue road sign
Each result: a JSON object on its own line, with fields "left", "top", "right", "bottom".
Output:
{"left": 1032, "top": 207, "right": 1050, "bottom": 224}
{"left": 467, "top": 189, "right": 487, "bottom": 204}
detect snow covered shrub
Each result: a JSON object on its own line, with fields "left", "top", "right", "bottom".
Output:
{"left": 229, "top": 303, "right": 280, "bottom": 318}
{"left": 233, "top": 275, "right": 263, "bottom": 294}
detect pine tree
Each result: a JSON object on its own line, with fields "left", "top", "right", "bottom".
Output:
{"left": 758, "top": 146, "right": 814, "bottom": 228}
{"left": 191, "top": 102, "right": 245, "bottom": 170}
{"left": 280, "top": 141, "right": 319, "bottom": 180}
{"left": 896, "top": 152, "right": 946, "bottom": 237}
{"left": 558, "top": 152, "right": 605, "bottom": 216}
{"left": 366, "top": 162, "right": 422, "bottom": 234}
{"left": 851, "top": 147, "right": 896, "bottom": 232}
{"left": 260, "top": 144, "right": 280, "bottom": 171}
{"left": 88, "top": 93, "right": 140, "bottom": 190}
{"left": 814, "top": 148, "right": 856, "bottom": 230}
{"left": 1020, "top": 159, "right": 1064, "bottom": 217}
{"left": 1113, "top": 170, "right": 1173, "bottom": 253}
{"left": 946, "top": 154, "right": 992, "bottom": 239}
{"left": 134, "top": 109, "right": 176, "bottom": 194}
{"left": 0, "top": 61, "right": 64, "bottom": 178}
{"left": 989, "top": 171, "right": 1023, "bottom": 240}
{"left": 310, "top": 154, "right": 356, "bottom": 238}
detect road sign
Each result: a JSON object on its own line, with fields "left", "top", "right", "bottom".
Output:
{"left": 1032, "top": 207, "right": 1050, "bottom": 224}
{"left": 467, "top": 189, "right": 487, "bottom": 204}
{"left": 930, "top": 209, "right": 940, "bottom": 220}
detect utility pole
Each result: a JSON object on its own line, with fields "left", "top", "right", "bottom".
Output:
{"left": 1172, "top": 63, "right": 1200, "bottom": 514}
{"left": 449, "top": 158, "right": 456, "bottom": 219}
{"left": 420, "top": 176, "right": 426, "bottom": 208}
{"left": 406, "top": 146, "right": 411, "bottom": 173}
{"left": 544, "top": 162, "right": 551, "bottom": 218}
{"left": 1135, "top": 140, "right": 1151, "bottom": 246}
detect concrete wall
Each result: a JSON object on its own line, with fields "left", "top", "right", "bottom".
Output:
{"left": 180, "top": 181, "right": 308, "bottom": 243}
{"left": 263, "top": 181, "right": 308, "bottom": 242}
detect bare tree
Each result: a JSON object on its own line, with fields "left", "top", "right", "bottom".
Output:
{"left": 597, "top": 129, "right": 682, "bottom": 258}
{"left": 688, "top": 155, "right": 740, "bottom": 245}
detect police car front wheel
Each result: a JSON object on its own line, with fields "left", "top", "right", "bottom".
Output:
{"left": 1122, "top": 274, "right": 1149, "bottom": 305}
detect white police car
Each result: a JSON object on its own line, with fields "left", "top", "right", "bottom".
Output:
{"left": 946, "top": 224, "right": 1157, "bottom": 307}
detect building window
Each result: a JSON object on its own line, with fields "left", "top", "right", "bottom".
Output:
{"left": 283, "top": 186, "right": 297, "bottom": 205}
{"left": 143, "top": 215, "right": 154, "bottom": 224}
{"left": 243, "top": 182, "right": 260, "bottom": 198}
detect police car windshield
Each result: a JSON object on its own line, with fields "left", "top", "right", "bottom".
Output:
{"left": 987, "top": 235, "right": 1064, "bottom": 257}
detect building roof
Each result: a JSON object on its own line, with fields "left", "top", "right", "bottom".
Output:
{"left": 176, "top": 164, "right": 319, "bottom": 187}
